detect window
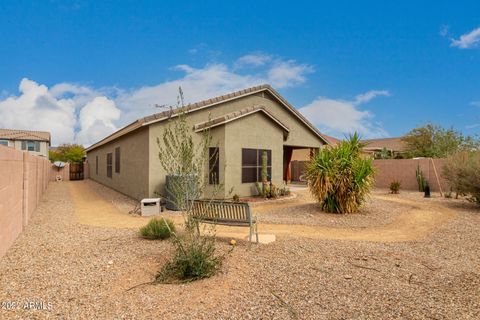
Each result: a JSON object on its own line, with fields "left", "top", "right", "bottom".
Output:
{"left": 241, "top": 148, "right": 272, "bottom": 183}
{"left": 95, "top": 156, "right": 99, "bottom": 175}
{"left": 106, "top": 153, "right": 113, "bottom": 178}
{"left": 0, "top": 140, "right": 8, "bottom": 146}
{"left": 115, "top": 147, "right": 120, "bottom": 173}
{"left": 209, "top": 147, "right": 219, "bottom": 184}
{"left": 21, "top": 141, "right": 40, "bottom": 152}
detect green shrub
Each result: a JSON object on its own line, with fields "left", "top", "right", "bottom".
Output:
{"left": 232, "top": 194, "right": 240, "bottom": 202}
{"left": 305, "top": 133, "right": 375, "bottom": 213}
{"left": 279, "top": 182, "right": 291, "bottom": 196}
{"left": 139, "top": 218, "right": 175, "bottom": 240}
{"left": 156, "top": 233, "right": 221, "bottom": 283}
{"left": 390, "top": 180, "right": 401, "bottom": 194}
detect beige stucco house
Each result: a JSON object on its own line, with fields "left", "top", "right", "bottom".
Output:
{"left": 85, "top": 85, "right": 330, "bottom": 199}
{"left": 0, "top": 129, "right": 51, "bottom": 157}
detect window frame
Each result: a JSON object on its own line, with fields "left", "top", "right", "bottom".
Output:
{"left": 114, "top": 147, "right": 120, "bottom": 173}
{"left": 241, "top": 148, "right": 272, "bottom": 183}
{"left": 208, "top": 147, "right": 220, "bottom": 185}
{"left": 106, "top": 153, "right": 113, "bottom": 178}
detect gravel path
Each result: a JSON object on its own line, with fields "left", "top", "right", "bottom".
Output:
{"left": 0, "top": 181, "right": 479, "bottom": 319}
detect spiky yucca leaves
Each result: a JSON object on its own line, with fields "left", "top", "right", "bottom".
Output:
{"left": 305, "top": 133, "right": 375, "bottom": 213}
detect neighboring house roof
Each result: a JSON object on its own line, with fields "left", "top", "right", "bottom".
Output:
{"left": 86, "top": 84, "right": 330, "bottom": 152}
{"left": 361, "top": 137, "right": 407, "bottom": 152}
{"left": 321, "top": 134, "right": 341, "bottom": 146}
{"left": 193, "top": 105, "right": 290, "bottom": 133}
{"left": 0, "top": 129, "right": 51, "bottom": 143}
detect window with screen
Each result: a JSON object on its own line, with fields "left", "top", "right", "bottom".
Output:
{"left": 241, "top": 148, "right": 272, "bottom": 183}
{"left": 107, "top": 153, "right": 113, "bottom": 178}
{"left": 21, "top": 141, "right": 40, "bottom": 152}
{"left": 209, "top": 147, "right": 219, "bottom": 185}
{"left": 115, "top": 147, "right": 120, "bottom": 173}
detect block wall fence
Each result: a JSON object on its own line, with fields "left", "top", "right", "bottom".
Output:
{"left": 0, "top": 145, "right": 70, "bottom": 259}
{"left": 291, "top": 158, "right": 449, "bottom": 192}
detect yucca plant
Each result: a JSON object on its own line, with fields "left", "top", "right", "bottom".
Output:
{"left": 305, "top": 133, "right": 375, "bottom": 213}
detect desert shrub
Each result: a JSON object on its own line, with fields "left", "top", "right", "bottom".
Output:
{"left": 279, "top": 182, "right": 291, "bottom": 196}
{"left": 255, "top": 182, "right": 279, "bottom": 199}
{"left": 305, "top": 133, "right": 375, "bottom": 213}
{"left": 139, "top": 218, "right": 176, "bottom": 240}
{"left": 156, "top": 233, "right": 221, "bottom": 283}
{"left": 390, "top": 180, "right": 401, "bottom": 194}
{"left": 232, "top": 194, "right": 240, "bottom": 202}
{"left": 442, "top": 151, "right": 480, "bottom": 204}
{"left": 416, "top": 166, "right": 427, "bottom": 192}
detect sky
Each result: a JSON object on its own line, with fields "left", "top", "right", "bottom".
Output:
{"left": 0, "top": 0, "right": 479, "bottom": 146}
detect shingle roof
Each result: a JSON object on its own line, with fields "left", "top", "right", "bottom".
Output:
{"left": 193, "top": 105, "right": 290, "bottom": 133}
{"left": 321, "top": 134, "right": 341, "bottom": 146}
{"left": 0, "top": 129, "right": 51, "bottom": 142}
{"left": 361, "top": 137, "right": 407, "bottom": 152}
{"left": 86, "top": 84, "right": 329, "bottom": 152}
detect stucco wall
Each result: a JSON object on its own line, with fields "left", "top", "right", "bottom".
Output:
{"left": 87, "top": 127, "right": 149, "bottom": 200}
{"left": 224, "top": 112, "right": 285, "bottom": 197}
{"left": 148, "top": 93, "right": 326, "bottom": 198}
{"left": 0, "top": 146, "right": 51, "bottom": 259}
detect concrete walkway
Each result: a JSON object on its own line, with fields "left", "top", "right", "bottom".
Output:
{"left": 68, "top": 181, "right": 457, "bottom": 242}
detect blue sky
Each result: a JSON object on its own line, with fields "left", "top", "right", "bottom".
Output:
{"left": 0, "top": 0, "right": 479, "bottom": 145}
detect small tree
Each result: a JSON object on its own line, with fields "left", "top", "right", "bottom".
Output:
{"left": 49, "top": 144, "right": 85, "bottom": 163}
{"left": 154, "top": 87, "right": 224, "bottom": 283}
{"left": 442, "top": 151, "right": 480, "bottom": 204}
{"left": 305, "top": 133, "right": 375, "bottom": 213}
{"left": 402, "top": 124, "right": 479, "bottom": 158}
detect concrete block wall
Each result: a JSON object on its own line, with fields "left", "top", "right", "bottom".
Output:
{"left": 373, "top": 158, "right": 449, "bottom": 192}
{"left": 0, "top": 146, "right": 59, "bottom": 259}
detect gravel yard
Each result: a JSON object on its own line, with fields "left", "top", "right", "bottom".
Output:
{"left": 0, "top": 181, "right": 479, "bottom": 319}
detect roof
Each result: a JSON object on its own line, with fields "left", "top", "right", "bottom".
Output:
{"left": 361, "top": 137, "right": 407, "bottom": 152}
{"left": 193, "top": 105, "right": 290, "bottom": 133}
{"left": 86, "top": 84, "right": 329, "bottom": 152}
{"left": 321, "top": 134, "right": 341, "bottom": 146}
{"left": 0, "top": 129, "right": 51, "bottom": 142}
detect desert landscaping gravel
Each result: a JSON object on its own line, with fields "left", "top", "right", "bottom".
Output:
{"left": 0, "top": 181, "right": 479, "bottom": 319}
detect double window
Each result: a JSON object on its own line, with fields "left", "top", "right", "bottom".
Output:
{"left": 106, "top": 153, "right": 113, "bottom": 178}
{"left": 209, "top": 147, "right": 219, "bottom": 185}
{"left": 21, "top": 141, "right": 40, "bottom": 152}
{"left": 241, "top": 148, "right": 272, "bottom": 183}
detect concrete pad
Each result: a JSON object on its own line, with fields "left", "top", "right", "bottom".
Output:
{"left": 245, "top": 234, "right": 276, "bottom": 244}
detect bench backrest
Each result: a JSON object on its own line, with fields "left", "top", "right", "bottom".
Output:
{"left": 191, "top": 200, "right": 252, "bottom": 223}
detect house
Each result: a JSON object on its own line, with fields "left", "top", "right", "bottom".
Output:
{"left": 85, "top": 85, "right": 330, "bottom": 199}
{"left": 290, "top": 134, "right": 341, "bottom": 161}
{"left": 0, "top": 129, "right": 51, "bottom": 157}
{"left": 361, "top": 137, "right": 408, "bottom": 158}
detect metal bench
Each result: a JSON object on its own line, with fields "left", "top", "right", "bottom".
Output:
{"left": 191, "top": 200, "right": 259, "bottom": 243}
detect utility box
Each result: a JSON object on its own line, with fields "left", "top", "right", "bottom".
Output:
{"left": 141, "top": 198, "right": 161, "bottom": 216}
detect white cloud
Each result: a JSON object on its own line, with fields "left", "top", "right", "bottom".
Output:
{"left": 0, "top": 79, "right": 77, "bottom": 145}
{"left": 76, "top": 96, "right": 121, "bottom": 145}
{"left": 267, "top": 60, "right": 314, "bottom": 88}
{"left": 234, "top": 53, "right": 272, "bottom": 68}
{"left": 0, "top": 54, "right": 314, "bottom": 146}
{"left": 299, "top": 90, "right": 390, "bottom": 139}
{"left": 450, "top": 27, "right": 480, "bottom": 49}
